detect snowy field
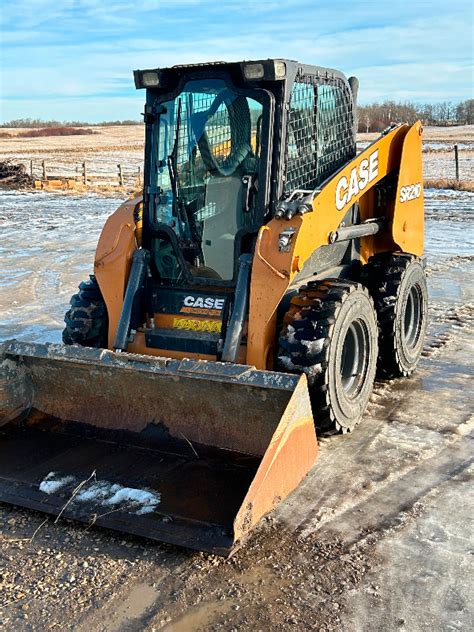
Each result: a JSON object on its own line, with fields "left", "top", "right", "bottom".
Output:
{"left": 13, "top": 145, "right": 474, "bottom": 184}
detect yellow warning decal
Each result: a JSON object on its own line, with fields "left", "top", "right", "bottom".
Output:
{"left": 173, "top": 318, "right": 221, "bottom": 333}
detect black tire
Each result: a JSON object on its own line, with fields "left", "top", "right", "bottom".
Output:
{"left": 62, "top": 275, "right": 108, "bottom": 348}
{"left": 361, "top": 253, "right": 428, "bottom": 378}
{"left": 278, "top": 280, "right": 378, "bottom": 434}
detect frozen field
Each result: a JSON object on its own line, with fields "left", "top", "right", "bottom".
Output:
{"left": 0, "top": 187, "right": 472, "bottom": 631}
{"left": 1, "top": 124, "right": 473, "bottom": 185}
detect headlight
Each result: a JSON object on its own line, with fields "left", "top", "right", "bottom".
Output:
{"left": 273, "top": 61, "right": 286, "bottom": 79}
{"left": 242, "top": 60, "right": 286, "bottom": 81}
{"left": 243, "top": 63, "right": 265, "bottom": 80}
{"left": 134, "top": 69, "right": 161, "bottom": 89}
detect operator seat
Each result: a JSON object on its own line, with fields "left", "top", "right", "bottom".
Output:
{"left": 201, "top": 174, "right": 244, "bottom": 280}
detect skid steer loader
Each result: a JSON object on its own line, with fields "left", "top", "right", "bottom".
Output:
{"left": 0, "top": 59, "right": 427, "bottom": 555}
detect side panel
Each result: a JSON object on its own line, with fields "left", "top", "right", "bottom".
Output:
{"left": 94, "top": 198, "right": 139, "bottom": 348}
{"left": 392, "top": 121, "right": 424, "bottom": 256}
{"left": 247, "top": 124, "right": 417, "bottom": 369}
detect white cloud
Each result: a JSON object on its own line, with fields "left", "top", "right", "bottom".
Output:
{"left": 0, "top": 0, "right": 472, "bottom": 121}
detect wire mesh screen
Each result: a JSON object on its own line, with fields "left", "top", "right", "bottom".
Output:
{"left": 170, "top": 90, "right": 258, "bottom": 187}
{"left": 187, "top": 92, "right": 233, "bottom": 168}
{"left": 284, "top": 74, "right": 356, "bottom": 194}
{"left": 152, "top": 80, "right": 263, "bottom": 235}
{"left": 172, "top": 91, "right": 233, "bottom": 192}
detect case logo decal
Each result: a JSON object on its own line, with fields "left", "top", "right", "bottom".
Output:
{"left": 335, "top": 149, "right": 379, "bottom": 211}
{"left": 180, "top": 295, "right": 225, "bottom": 315}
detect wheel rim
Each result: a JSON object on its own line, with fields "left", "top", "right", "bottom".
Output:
{"left": 340, "top": 319, "right": 370, "bottom": 398}
{"left": 403, "top": 283, "right": 423, "bottom": 350}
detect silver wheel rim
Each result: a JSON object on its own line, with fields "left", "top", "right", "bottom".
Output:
{"left": 340, "top": 319, "right": 370, "bottom": 399}
{"left": 403, "top": 283, "right": 423, "bottom": 350}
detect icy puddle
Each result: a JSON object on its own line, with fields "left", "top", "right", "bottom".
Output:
{"left": 0, "top": 190, "right": 122, "bottom": 342}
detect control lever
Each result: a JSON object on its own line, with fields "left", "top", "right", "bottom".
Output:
{"left": 242, "top": 175, "right": 254, "bottom": 213}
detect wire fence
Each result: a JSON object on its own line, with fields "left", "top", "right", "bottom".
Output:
{"left": 356, "top": 143, "right": 473, "bottom": 182}
{"left": 13, "top": 140, "right": 474, "bottom": 190}
{"left": 422, "top": 145, "right": 473, "bottom": 181}
{"left": 18, "top": 158, "right": 143, "bottom": 188}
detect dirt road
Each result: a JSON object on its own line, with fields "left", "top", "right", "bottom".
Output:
{"left": 0, "top": 188, "right": 473, "bottom": 631}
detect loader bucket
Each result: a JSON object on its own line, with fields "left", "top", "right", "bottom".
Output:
{"left": 0, "top": 340, "right": 317, "bottom": 555}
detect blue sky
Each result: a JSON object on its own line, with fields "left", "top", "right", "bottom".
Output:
{"left": 0, "top": 0, "right": 472, "bottom": 123}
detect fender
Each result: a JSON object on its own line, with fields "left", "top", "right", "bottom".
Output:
{"left": 94, "top": 197, "right": 139, "bottom": 348}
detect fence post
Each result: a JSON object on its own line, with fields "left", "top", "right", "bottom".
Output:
{"left": 42, "top": 160, "right": 47, "bottom": 180}
{"left": 118, "top": 164, "right": 124, "bottom": 186}
{"left": 454, "top": 144, "right": 459, "bottom": 181}
{"left": 137, "top": 166, "right": 141, "bottom": 186}
{"left": 82, "top": 161, "right": 87, "bottom": 185}
{"left": 30, "top": 160, "right": 33, "bottom": 177}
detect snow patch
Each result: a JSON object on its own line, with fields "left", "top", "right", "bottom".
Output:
{"left": 38, "top": 473, "right": 161, "bottom": 515}
{"left": 278, "top": 355, "right": 299, "bottom": 371}
{"left": 75, "top": 481, "right": 162, "bottom": 515}
{"left": 39, "top": 472, "right": 75, "bottom": 494}
{"left": 301, "top": 364, "right": 322, "bottom": 378}
{"left": 300, "top": 338, "right": 325, "bottom": 355}
{"left": 286, "top": 324, "right": 297, "bottom": 344}
{"left": 106, "top": 486, "right": 161, "bottom": 515}
{"left": 278, "top": 355, "right": 322, "bottom": 379}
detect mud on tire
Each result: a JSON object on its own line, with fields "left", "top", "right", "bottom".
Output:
{"left": 361, "top": 253, "right": 428, "bottom": 378}
{"left": 62, "top": 275, "right": 108, "bottom": 348}
{"left": 278, "top": 280, "right": 378, "bottom": 434}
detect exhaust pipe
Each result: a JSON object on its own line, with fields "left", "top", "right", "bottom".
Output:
{"left": 348, "top": 76, "right": 359, "bottom": 137}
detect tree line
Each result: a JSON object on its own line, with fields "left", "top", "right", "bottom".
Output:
{"left": 0, "top": 118, "right": 142, "bottom": 128}
{"left": 1, "top": 99, "right": 473, "bottom": 132}
{"left": 357, "top": 99, "right": 473, "bottom": 132}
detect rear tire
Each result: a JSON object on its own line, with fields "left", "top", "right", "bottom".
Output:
{"left": 278, "top": 280, "right": 378, "bottom": 434}
{"left": 62, "top": 275, "right": 108, "bottom": 348}
{"left": 361, "top": 253, "right": 428, "bottom": 378}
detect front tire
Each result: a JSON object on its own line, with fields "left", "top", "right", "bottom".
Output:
{"left": 361, "top": 253, "right": 428, "bottom": 378}
{"left": 278, "top": 280, "right": 378, "bottom": 434}
{"left": 62, "top": 275, "right": 108, "bottom": 348}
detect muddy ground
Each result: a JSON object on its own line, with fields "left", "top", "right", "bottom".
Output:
{"left": 0, "top": 185, "right": 473, "bottom": 631}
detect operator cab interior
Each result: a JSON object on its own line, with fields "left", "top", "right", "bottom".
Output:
{"left": 146, "top": 77, "right": 268, "bottom": 284}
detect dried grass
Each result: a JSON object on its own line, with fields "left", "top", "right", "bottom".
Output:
{"left": 18, "top": 127, "right": 97, "bottom": 138}
{"left": 424, "top": 178, "right": 474, "bottom": 192}
{"left": 34, "top": 181, "right": 137, "bottom": 197}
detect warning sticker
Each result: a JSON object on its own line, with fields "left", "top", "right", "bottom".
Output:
{"left": 173, "top": 318, "right": 221, "bottom": 333}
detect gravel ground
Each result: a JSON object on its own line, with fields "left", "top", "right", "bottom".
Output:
{"left": 0, "top": 314, "right": 472, "bottom": 631}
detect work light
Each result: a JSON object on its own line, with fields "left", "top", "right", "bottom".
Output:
{"left": 242, "top": 60, "right": 286, "bottom": 81}
{"left": 243, "top": 63, "right": 265, "bottom": 80}
{"left": 134, "top": 69, "right": 160, "bottom": 89}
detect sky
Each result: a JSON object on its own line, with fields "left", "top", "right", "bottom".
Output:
{"left": 0, "top": 0, "right": 473, "bottom": 123}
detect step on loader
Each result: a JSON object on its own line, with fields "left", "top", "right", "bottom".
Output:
{"left": 0, "top": 59, "right": 427, "bottom": 555}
